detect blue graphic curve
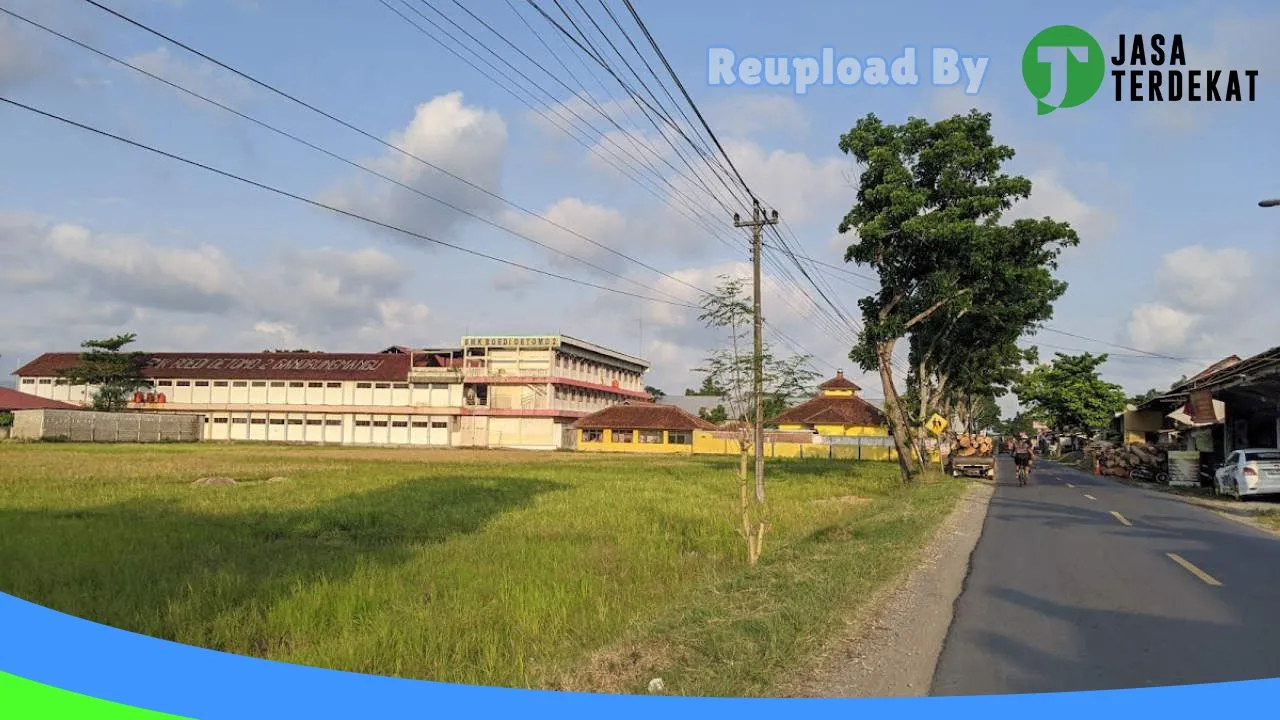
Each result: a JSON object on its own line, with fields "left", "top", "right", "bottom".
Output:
{"left": 0, "top": 592, "right": 1275, "bottom": 719}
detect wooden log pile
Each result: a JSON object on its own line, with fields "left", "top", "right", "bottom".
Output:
{"left": 949, "top": 433, "right": 995, "bottom": 457}
{"left": 1086, "top": 441, "right": 1168, "bottom": 478}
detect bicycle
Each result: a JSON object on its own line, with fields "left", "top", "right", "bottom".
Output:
{"left": 1016, "top": 462, "right": 1030, "bottom": 486}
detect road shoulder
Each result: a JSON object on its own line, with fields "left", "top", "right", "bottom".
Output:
{"left": 780, "top": 477, "right": 995, "bottom": 697}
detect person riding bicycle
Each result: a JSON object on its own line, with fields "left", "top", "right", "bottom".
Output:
{"left": 1013, "top": 433, "right": 1035, "bottom": 483}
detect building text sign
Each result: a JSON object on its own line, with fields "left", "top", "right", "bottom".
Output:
{"left": 146, "top": 357, "right": 386, "bottom": 373}
{"left": 462, "top": 336, "right": 561, "bottom": 348}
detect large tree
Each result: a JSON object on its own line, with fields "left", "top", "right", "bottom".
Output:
{"left": 694, "top": 275, "right": 820, "bottom": 565}
{"left": 837, "top": 110, "right": 1078, "bottom": 480}
{"left": 58, "top": 334, "right": 152, "bottom": 412}
{"left": 1014, "top": 352, "right": 1127, "bottom": 432}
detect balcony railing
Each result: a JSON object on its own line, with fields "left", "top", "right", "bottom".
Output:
{"left": 408, "top": 367, "right": 462, "bottom": 382}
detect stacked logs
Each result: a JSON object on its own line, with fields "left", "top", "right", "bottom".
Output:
{"left": 1087, "top": 442, "right": 1168, "bottom": 478}
{"left": 950, "top": 433, "right": 995, "bottom": 457}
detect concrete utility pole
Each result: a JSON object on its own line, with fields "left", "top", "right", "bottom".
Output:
{"left": 734, "top": 200, "right": 779, "bottom": 503}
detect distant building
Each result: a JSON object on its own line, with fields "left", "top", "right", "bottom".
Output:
{"left": 768, "top": 371, "right": 887, "bottom": 437}
{"left": 13, "top": 333, "right": 649, "bottom": 450}
{"left": 573, "top": 403, "right": 715, "bottom": 453}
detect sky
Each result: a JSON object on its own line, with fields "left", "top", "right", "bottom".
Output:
{"left": 1, "top": 0, "right": 1277, "bottom": 416}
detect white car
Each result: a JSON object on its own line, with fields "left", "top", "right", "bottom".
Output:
{"left": 1214, "top": 448, "right": 1280, "bottom": 500}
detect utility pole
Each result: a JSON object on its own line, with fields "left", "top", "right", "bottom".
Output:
{"left": 734, "top": 199, "right": 779, "bottom": 503}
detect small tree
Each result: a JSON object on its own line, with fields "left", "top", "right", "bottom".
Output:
{"left": 645, "top": 385, "right": 667, "bottom": 400}
{"left": 694, "top": 275, "right": 819, "bottom": 565}
{"left": 59, "top": 334, "right": 152, "bottom": 412}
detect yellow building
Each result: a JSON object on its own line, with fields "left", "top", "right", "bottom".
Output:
{"left": 573, "top": 403, "right": 715, "bottom": 454}
{"left": 769, "top": 371, "right": 887, "bottom": 437}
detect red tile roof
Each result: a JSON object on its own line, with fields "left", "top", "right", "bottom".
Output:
{"left": 818, "top": 370, "right": 860, "bottom": 392}
{"left": 573, "top": 403, "right": 716, "bottom": 431}
{"left": 0, "top": 387, "right": 81, "bottom": 411}
{"left": 768, "top": 394, "right": 884, "bottom": 428}
{"left": 13, "top": 352, "right": 413, "bottom": 382}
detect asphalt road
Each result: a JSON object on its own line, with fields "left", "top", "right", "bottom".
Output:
{"left": 931, "top": 456, "right": 1280, "bottom": 696}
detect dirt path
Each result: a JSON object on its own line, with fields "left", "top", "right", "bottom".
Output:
{"left": 781, "top": 477, "right": 995, "bottom": 697}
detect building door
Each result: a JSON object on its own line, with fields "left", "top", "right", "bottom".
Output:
{"left": 430, "top": 420, "right": 450, "bottom": 446}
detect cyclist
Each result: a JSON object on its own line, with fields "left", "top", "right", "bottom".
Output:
{"left": 1012, "top": 433, "right": 1034, "bottom": 486}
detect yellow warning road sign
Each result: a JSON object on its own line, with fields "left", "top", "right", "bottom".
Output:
{"left": 926, "top": 413, "right": 949, "bottom": 436}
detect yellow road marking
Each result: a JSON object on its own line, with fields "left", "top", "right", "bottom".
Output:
{"left": 1084, "top": 493, "right": 1097, "bottom": 501}
{"left": 1167, "top": 553, "right": 1222, "bottom": 587}
{"left": 1110, "top": 511, "right": 1132, "bottom": 526}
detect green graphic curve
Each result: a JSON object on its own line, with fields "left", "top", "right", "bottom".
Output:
{"left": 0, "top": 671, "right": 193, "bottom": 719}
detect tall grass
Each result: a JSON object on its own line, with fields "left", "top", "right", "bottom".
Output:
{"left": 0, "top": 444, "right": 961, "bottom": 695}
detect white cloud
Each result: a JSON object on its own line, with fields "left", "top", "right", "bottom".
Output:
{"left": 1126, "top": 303, "right": 1198, "bottom": 355}
{"left": 1154, "top": 245, "right": 1251, "bottom": 312}
{"left": 0, "top": 210, "right": 437, "bottom": 358}
{"left": 322, "top": 92, "right": 507, "bottom": 242}
{"left": 503, "top": 197, "right": 630, "bottom": 272}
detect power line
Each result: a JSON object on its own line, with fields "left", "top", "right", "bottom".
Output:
{"left": 0, "top": 95, "right": 698, "bottom": 308}
{"left": 1037, "top": 327, "right": 1201, "bottom": 363}
{"left": 0, "top": 5, "right": 699, "bottom": 306}
{"left": 72, "top": 0, "right": 720, "bottom": 307}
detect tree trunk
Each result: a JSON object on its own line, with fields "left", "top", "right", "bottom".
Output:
{"left": 876, "top": 340, "right": 920, "bottom": 481}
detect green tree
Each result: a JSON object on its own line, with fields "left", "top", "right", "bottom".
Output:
{"left": 837, "top": 110, "right": 1079, "bottom": 481}
{"left": 699, "top": 405, "right": 729, "bottom": 424}
{"left": 1128, "top": 388, "right": 1161, "bottom": 406}
{"left": 1013, "top": 352, "right": 1127, "bottom": 431}
{"left": 58, "top": 334, "right": 152, "bottom": 412}
{"left": 645, "top": 385, "right": 667, "bottom": 400}
{"left": 685, "top": 376, "right": 726, "bottom": 396}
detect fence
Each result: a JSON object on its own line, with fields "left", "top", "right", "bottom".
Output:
{"left": 11, "top": 409, "right": 205, "bottom": 443}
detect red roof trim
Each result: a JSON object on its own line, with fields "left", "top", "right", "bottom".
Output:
{"left": 0, "top": 387, "right": 81, "bottom": 411}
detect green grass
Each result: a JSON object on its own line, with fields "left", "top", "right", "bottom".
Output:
{"left": 0, "top": 443, "right": 962, "bottom": 696}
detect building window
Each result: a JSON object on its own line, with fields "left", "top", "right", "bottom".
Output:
{"left": 668, "top": 431, "right": 691, "bottom": 445}
{"left": 355, "top": 420, "right": 371, "bottom": 427}
{"left": 289, "top": 382, "right": 304, "bottom": 388}
{"left": 20, "top": 378, "right": 34, "bottom": 385}
{"left": 308, "top": 382, "right": 323, "bottom": 388}
{"left": 288, "top": 419, "right": 303, "bottom": 425}
{"left": 306, "top": 419, "right": 322, "bottom": 426}
{"left": 175, "top": 381, "right": 190, "bottom": 387}
{"left": 375, "top": 383, "right": 391, "bottom": 390}
{"left": 412, "top": 421, "right": 430, "bottom": 428}
{"left": 393, "top": 383, "right": 409, "bottom": 390}
{"left": 231, "top": 418, "right": 248, "bottom": 424}
{"left": 232, "top": 381, "right": 248, "bottom": 388}
{"left": 251, "top": 381, "right": 266, "bottom": 387}
{"left": 270, "top": 382, "right": 285, "bottom": 388}
{"left": 250, "top": 419, "right": 266, "bottom": 425}
{"left": 195, "top": 381, "right": 210, "bottom": 387}
{"left": 356, "top": 383, "right": 372, "bottom": 389}
{"left": 270, "top": 419, "right": 286, "bottom": 425}
{"left": 212, "top": 417, "right": 229, "bottom": 424}
{"left": 431, "top": 421, "right": 448, "bottom": 429}
{"left": 583, "top": 429, "right": 603, "bottom": 442}
{"left": 213, "top": 381, "right": 228, "bottom": 387}
{"left": 638, "top": 430, "right": 663, "bottom": 444}
{"left": 324, "top": 419, "right": 342, "bottom": 426}
{"left": 391, "top": 421, "right": 408, "bottom": 428}
{"left": 155, "top": 380, "right": 172, "bottom": 387}
{"left": 326, "top": 382, "right": 342, "bottom": 389}
{"left": 373, "top": 420, "right": 389, "bottom": 428}
{"left": 611, "top": 429, "right": 634, "bottom": 443}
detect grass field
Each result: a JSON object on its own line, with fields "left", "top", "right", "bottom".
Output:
{"left": 0, "top": 443, "right": 962, "bottom": 696}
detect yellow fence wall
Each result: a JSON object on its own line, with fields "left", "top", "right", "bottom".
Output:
{"left": 577, "top": 429, "right": 900, "bottom": 461}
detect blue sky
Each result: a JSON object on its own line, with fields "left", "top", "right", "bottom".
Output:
{"left": 1, "top": 0, "right": 1278, "bottom": 413}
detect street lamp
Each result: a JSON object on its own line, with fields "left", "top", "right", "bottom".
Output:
{"left": 1260, "top": 198, "right": 1280, "bottom": 207}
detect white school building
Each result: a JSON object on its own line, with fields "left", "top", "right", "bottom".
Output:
{"left": 13, "top": 334, "right": 651, "bottom": 450}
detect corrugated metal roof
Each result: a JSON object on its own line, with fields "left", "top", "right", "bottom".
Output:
{"left": 13, "top": 352, "right": 413, "bottom": 382}
{"left": 572, "top": 403, "right": 716, "bottom": 431}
